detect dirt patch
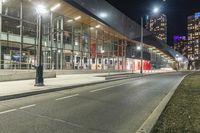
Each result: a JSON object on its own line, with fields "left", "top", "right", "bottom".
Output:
{"left": 151, "top": 72, "right": 200, "bottom": 133}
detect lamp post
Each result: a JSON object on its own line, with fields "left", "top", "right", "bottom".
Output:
{"left": 140, "top": 17, "right": 143, "bottom": 74}
{"left": 35, "top": 13, "right": 44, "bottom": 86}
{"left": 175, "top": 54, "right": 180, "bottom": 70}
{"left": 34, "top": 5, "right": 47, "bottom": 86}
{"left": 139, "top": 6, "right": 160, "bottom": 74}
{"left": 34, "top": 3, "right": 60, "bottom": 86}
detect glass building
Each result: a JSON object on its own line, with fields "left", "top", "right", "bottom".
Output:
{"left": 187, "top": 12, "right": 200, "bottom": 69}
{"left": 0, "top": 0, "right": 180, "bottom": 71}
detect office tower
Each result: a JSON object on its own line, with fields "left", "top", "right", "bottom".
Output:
{"left": 146, "top": 14, "right": 167, "bottom": 43}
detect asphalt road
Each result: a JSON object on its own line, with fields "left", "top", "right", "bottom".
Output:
{"left": 0, "top": 72, "right": 188, "bottom": 133}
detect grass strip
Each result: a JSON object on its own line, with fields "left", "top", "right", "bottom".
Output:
{"left": 151, "top": 72, "right": 200, "bottom": 133}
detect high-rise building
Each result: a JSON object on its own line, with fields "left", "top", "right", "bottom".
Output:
{"left": 187, "top": 12, "right": 200, "bottom": 62}
{"left": 146, "top": 14, "right": 167, "bottom": 43}
{"left": 173, "top": 35, "right": 188, "bottom": 58}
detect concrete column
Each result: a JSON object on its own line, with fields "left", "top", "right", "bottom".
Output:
{"left": 56, "top": 19, "right": 59, "bottom": 69}
{"left": 46, "top": 22, "right": 50, "bottom": 69}
{"left": 107, "top": 35, "right": 111, "bottom": 71}
{"left": 50, "top": 12, "right": 54, "bottom": 69}
{"left": 43, "top": 51, "right": 47, "bottom": 70}
{"left": 80, "top": 24, "right": 83, "bottom": 69}
{"left": 124, "top": 40, "right": 127, "bottom": 71}
{"left": 102, "top": 31, "right": 104, "bottom": 70}
{"left": 112, "top": 38, "right": 115, "bottom": 70}
{"left": 117, "top": 41, "right": 119, "bottom": 71}
{"left": 0, "top": 45, "right": 1, "bottom": 69}
{"left": 0, "top": 0, "right": 2, "bottom": 69}
{"left": 88, "top": 27, "right": 91, "bottom": 70}
{"left": 121, "top": 40, "right": 124, "bottom": 71}
{"left": 19, "top": 0, "right": 23, "bottom": 69}
{"left": 60, "top": 16, "right": 64, "bottom": 69}
{"left": 71, "top": 22, "right": 75, "bottom": 70}
{"left": 95, "top": 30, "right": 98, "bottom": 70}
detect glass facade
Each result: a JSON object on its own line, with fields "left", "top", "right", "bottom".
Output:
{"left": 0, "top": 0, "right": 174, "bottom": 71}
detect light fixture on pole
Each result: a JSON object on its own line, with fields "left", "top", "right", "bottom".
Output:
{"left": 153, "top": 7, "right": 160, "bottom": 14}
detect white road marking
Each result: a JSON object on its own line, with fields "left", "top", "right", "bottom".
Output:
{"left": 0, "top": 109, "right": 17, "bottom": 115}
{"left": 90, "top": 82, "right": 130, "bottom": 93}
{"left": 19, "top": 104, "right": 36, "bottom": 110}
{"left": 56, "top": 94, "right": 79, "bottom": 101}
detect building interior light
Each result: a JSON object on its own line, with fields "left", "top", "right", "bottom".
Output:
{"left": 101, "top": 50, "right": 105, "bottom": 53}
{"left": 44, "top": 41, "right": 47, "bottom": 46}
{"left": 90, "top": 27, "right": 94, "bottom": 30}
{"left": 75, "top": 41, "right": 79, "bottom": 46}
{"left": 50, "top": 3, "right": 61, "bottom": 11}
{"left": 95, "top": 25, "right": 101, "bottom": 28}
{"left": 137, "top": 46, "right": 141, "bottom": 50}
{"left": 74, "top": 16, "right": 81, "bottom": 20}
{"left": 67, "top": 19, "right": 73, "bottom": 23}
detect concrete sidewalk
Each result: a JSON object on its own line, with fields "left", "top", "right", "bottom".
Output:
{"left": 0, "top": 74, "right": 106, "bottom": 99}
{"left": 0, "top": 70, "right": 176, "bottom": 101}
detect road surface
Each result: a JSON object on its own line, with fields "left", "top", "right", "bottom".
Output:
{"left": 0, "top": 72, "right": 188, "bottom": 133}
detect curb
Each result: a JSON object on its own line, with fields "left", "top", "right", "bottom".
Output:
{"left": 0, "top": 72, "right": 177, "bottom": 101}
{"left": 136, "top": 72, "right": 191, "bottom": 133}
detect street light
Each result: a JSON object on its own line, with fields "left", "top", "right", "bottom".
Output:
{"left": 139, "top": 6, "right": 161, "bottom": 74}
{"left": 153, "top": 7, "right": 160, "bottom": 14}
{"left": 34, "top": 3, "right": 60, "bottom": 86}
{"left": 34, "top": 4, "right": 47, "bottom": 86}
{"left": 140, "top": 17, "right": 144, "bottom": 74}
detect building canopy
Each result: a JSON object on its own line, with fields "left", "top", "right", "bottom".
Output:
{"left": 65, "top": 0, "right": 187, "bottom": 62}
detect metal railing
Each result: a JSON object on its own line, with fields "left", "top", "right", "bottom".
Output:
{"left": 0, "top": 60, "right": 56, "bottom": 70}
{"left": 0, "top": 60, "right": 32, "bottom": 69}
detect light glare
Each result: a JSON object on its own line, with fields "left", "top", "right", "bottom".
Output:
{"left": 137, "top": 46, "right": 141, "bottom": 50}
{"left": 99, "top": 12, "right": 108, "bottom": 18}
{"left": 153, "top": 7, "right": 159, "bottom": 14}
{"left": 36, "top": 4, "right": 48, "bottom": 14}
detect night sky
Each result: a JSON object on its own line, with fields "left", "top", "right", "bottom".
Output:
{"left": 105, "top": 0, "right": 200, "bottom": 46}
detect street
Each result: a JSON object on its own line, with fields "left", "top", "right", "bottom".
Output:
{"left": 0, "top": 72, "right": 187, "bottom": 133}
